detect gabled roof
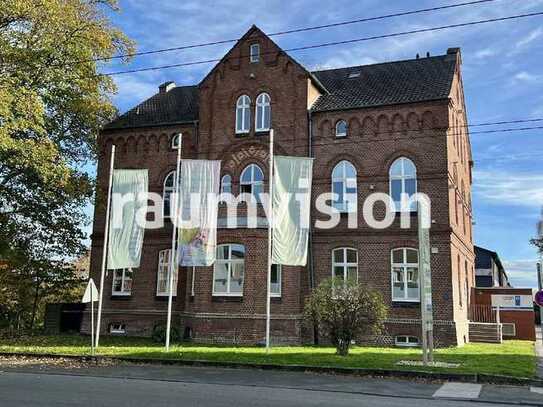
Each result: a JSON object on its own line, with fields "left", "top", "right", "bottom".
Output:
{"left": 102, "top": 25, "right": 459, "bottom": 130}
{"left": 310, "top": 54, "right": 457, "bottom": 112}
{"left": 104, "top": 85, "right": 198, "bottom": 130}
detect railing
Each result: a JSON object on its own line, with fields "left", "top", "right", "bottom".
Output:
{"left": 469, "top": 304, "right": 501, "bottom": 323}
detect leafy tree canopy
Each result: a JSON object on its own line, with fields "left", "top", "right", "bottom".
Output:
{"left": 0, "top": 0, "right": 134, "bottom": 331}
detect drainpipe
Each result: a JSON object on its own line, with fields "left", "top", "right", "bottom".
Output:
{"left": 307, "top": 109, "right": 318, "bottom": 345}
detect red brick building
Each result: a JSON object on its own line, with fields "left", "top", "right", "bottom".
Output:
{"left": 83, "top": 26, "right": 475, "bottom": 347}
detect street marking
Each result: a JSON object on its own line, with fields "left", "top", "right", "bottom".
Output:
{"left": 433, "top": 382, "right": 482, "bottom": 399}
{"left": 531, "top": 387, "right": 543, "bottom": 394}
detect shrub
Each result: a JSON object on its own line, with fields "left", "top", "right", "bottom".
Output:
{"left": 304, "top": 277, "right": 388, "bottom": 356}
{"left": 151, "top": 324, "right": 180, "bottom": 344}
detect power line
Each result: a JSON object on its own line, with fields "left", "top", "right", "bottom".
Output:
{"left": 101, "top": 11, "right": 543, "bottom": 76}
{"left": 90, "top": 0, "right": 499, "bottom": 63}
{"left": 175, "top": 120, "right": 543, "bottom": 155}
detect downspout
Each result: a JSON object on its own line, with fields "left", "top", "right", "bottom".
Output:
{"left": 307, "top": 109, "right": 318, "bottom": 345}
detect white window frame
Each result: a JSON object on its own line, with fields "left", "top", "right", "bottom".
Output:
{"left": 395, "top": 335, "right": 419, "bottom": 347}
{"left": 112, "top": 268, "right": 133, "bottom": 296}
{"left": 171, "top": 133, "right": 182, "bottom": 150}
{"left": 221, "top": 174, "right": 232, "bottom": 194}
{"left": 502, "top": 323, "right": 516, "bottom": 337}
{"left": 389, "top": 157, "right": 417, "bottom": 212}
{"left": 156, "top": 249, "right": 178, "bottom": 297}
{"left": 235, "top": 95, "right": 251, "bottom": 134}
{"left": 331, "top": 160, "right": 357, "bottom": 213}
{"left": 255, "top": 93, "right": 271, "bottom": 132}
{"left": 331, "top": 247, "right": 358, "bottom": 283}
{"left": 240, "top": 164, "right": 264, "bottom": 202}
{"left": 271, "top": 264, "right": 281, "bottom": 297}
{"left": 213, "top": 244, "right": 245, "bottom": 296}
{"left": 250, "top": 43, "right": 260, "bottom": 63}
{"left": 163, "top": 170, "right": 177, "bottom": 219}
{"left": 109, "top": 323, "right": 126, "bottom": 334}
{"left": 191, "top": 266, "right": 196, "bottom": 297}
{"left": 335, "top": 120, "right": 347, "bottom": 137}
{"left": 391, "top": 248, "right": 420, "bottom": 302}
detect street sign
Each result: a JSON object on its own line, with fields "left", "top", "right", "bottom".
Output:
{"left": 535, "top": 290, "right": 543, "bottom": 307}
{"left": 82, "top": 278, "right": 99, "bottom": 356}
{"left": 82, "top": 278, "right": 99, "bottom": 303}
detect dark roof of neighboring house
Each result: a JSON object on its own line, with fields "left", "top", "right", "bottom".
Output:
{"left": 103, "top": 50, "right": 458, "bottom": 130}
{"left": 475, "top": 245, "right": 510, "bottom": 286}
{"left": 310, "top": 54, "right": 457, "bottom": 113}
{"left": 104, "top": 85, "right": 198, "bottom": 130}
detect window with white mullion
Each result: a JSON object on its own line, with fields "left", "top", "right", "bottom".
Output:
{"left": 156, "top": 249, "right": 178, "bottom": 296}
{"left": 240, "top": 164, "right": 264, "bottom": 203}
{"left": 255, "top": 93, "right": 271, "bottom": 131}
{"left": 213, "top": 244, "right": 245, "bottom": 296}
{"left": 235, "top": 95, "right": 251, "bottom": 134}
{"left": 389, "top": 157, "right": 417, "bottom": 212}
{"left": 332, "top": 248, "right": 358, "bottom": 283}
{"left": 391, "top": 248, "right": 419, "bottom": 302}
{"left": 331, "top": 160, "right": 357, "bottom": 213}
{"left": 112, "top": 268, "right": 133, "bottom": 296}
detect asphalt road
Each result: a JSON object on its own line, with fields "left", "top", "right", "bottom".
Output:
{"left": 0, "top": 369, "right": 538, "bottom": 407}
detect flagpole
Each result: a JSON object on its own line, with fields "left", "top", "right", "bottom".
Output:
{"left": 95, "top": 145, "right": 115, "bottom": 349}
{"left": 166, "top": 134, "right": 182, "bottom": 351}
{"left": 266, "top": 129, "right": 274, "bottom": 351}
{"left": 90, "top": 283, "right": 95, "bottom": 356}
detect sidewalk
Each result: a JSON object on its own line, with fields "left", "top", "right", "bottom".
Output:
{"left": 537, "top": 325, "right": 543, "bottom": 379}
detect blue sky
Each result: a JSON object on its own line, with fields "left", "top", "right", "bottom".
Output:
{"left": 93, "top": 0, "right": 543, "bottom": 288}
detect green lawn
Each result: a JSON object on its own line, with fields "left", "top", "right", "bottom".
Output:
{"left": 0, "top": 335, "right": 536, "bottom": 378}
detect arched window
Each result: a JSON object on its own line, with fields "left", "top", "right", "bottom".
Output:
{"left": 389, "top": 157, "right": 417, "bottom": 211}
{"left": 235, "top": 95, "right": 251, "bottom": 134}
{"left": 255, "top": 93, "right": 271, "bottom": 131}
{"left": 391, "top": 248, "right": 419, "bottom": 301}
{"left": 240, "top": 164, "right": 264, "bottom": 202}
{"left": 213, "top": 244, "right": 245, "bottom": 295}
{"left": 331, "top": 160, "right": 357, "bottom": 212}
{"left": 163, "top": 170, "right": 177, "bottom": 218}
{"left": 171, "top": 133, "right": 182, "bottom": 150}
{"left": 221, "top": 174, "right": 232, "bottom": 194}
{"left": 335, "top": 120, "right": 347, "bottom": 137}
{"left": 332, "top": 247, "right": 358, "bottom": 282}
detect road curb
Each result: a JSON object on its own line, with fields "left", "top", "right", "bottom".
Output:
{"left": 1, "top": 351, "right": 542, "bottom": 387}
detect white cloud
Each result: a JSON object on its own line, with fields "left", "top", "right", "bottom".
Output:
{"left": 473, "top": 170, "right": 543, "bottom": 208}
{"left": 502, "top": 259, "right": 540, "bottom": 289}
{"left": 474, "top": 47, "right": 498, "bottom": 59}
{"left": 513, "top": 71, "right": 540, "bottom": 83}
{"left": 516, "top": 27, "right": 543, "bottom": 49}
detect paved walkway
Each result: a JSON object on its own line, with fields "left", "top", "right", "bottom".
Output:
{"left": 537, "top": 325, "right": 543, "bottom": 379}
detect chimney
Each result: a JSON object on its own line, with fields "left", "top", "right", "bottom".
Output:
{"left": 416, "top": 53, "right": 420, "bottom": 59}
{"left": 426, "top": 52, "right": 430, "bottom": 58}
{"left": 446, "top": 47, "right": 462, "bottom": 64}
{"left": 159, "top": 81, "right": 176, "bottom": 93}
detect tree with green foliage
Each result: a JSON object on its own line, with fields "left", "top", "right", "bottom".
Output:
{"left": 304, "top": 277, "right": 388, "bottom": 356}
{"left": 0, "top": 0, "right": 134, "bottom": 332}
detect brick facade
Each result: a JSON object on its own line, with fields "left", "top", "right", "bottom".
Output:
{"left": 82, "top": 26, "right": 474, "bottom": 347}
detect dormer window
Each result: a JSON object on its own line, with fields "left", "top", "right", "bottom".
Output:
{"left": 250, "top": 43, "right": 260, "bottom": 63}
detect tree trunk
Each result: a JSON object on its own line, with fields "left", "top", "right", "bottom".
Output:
{"left": 336, "top": 339, "right": 350, "bottom": 356}
{"left": 30, "top": 278, "right": 40, "bottom": 332}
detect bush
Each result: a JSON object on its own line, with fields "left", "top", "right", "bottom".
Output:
{"left": 304, "top": 277, "right": 388, "bottom": 356}
{"left": 151, "top": 324, "right": 180, "bottom": 344}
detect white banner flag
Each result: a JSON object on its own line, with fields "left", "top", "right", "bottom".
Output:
{"left": 107, "top": 169, "right": 148, "bottom": 269}
{"left": 177, "top": 160, "right": 221, "bottom": 266}
{"left": 272, "top": 156, "right": 313, "bottom": 266}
